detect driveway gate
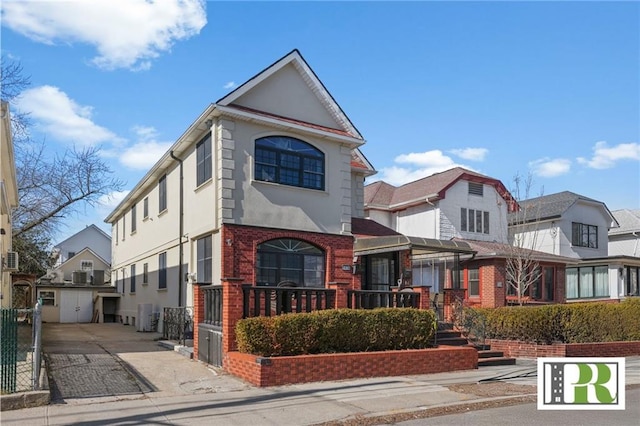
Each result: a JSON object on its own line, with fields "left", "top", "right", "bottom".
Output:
{"left": 198, "top": 285, "right": 222, "bottom": 367}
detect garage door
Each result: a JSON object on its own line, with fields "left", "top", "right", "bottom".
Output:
{"left": 60, "top": 290, "right": 94, "bottom": 323}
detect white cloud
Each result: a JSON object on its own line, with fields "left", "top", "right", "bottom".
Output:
{"left": 15, "top": 85, "right": 122, "bottom": 146}
{"left": 1, "top": 0, "right": 207, "bottom": 70}
{"left": 372, "top": 150, "right": 472, "bottom": 186}
{"left": 449, "top": 147, "right": 488, "bottom": 161}
{"left": 119, "top": 126, "right": 172, "bottom": 170}
{"left": 576, "top": 141, "right": 640, "bottom": 169}
{"left": 529, "top": 158, "right": 571, "bottom": 178}
{"left": 223, "top": 81, "right": 237, "bottom": 90}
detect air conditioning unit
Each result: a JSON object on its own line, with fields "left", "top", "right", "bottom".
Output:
{"left": 72, "top": 270, "right": 88, "bottom": 284}
{"left": 5, "top": 252, "right": 19, "bottom": 271}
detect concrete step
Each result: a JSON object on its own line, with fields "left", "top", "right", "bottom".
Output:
{"left": 477, "top": 356, "right": 517, "bottom": 367}
{"left": 436, "top": 337, "right": 469, "bottom": 346}
{"left": 477, "top": 350, "right": 504, "bottom": 358}
{"left": 436, "top": 330, "right": 463, "bottom": 339}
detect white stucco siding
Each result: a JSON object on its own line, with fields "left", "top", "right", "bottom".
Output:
{"left": 226, "top": 121, "right": 352, "bottom": 235}
{"left": 560, "top": 203, "right": 610, "bottom": 259}
{"left": 609, "top": 236, "right": 640, "bottom": 257}
{"left": 439, "top": 180, "right": 508, "bottom": 243}
{"left": 233, "top": 63, "right": 340, "bottom": 130}
{"left": 351, "top": 173, "right": 365, "bottom": 219}
{"left": 396, "top": 204, "right": 438, "bottom": 238}
{"left": 367, "top": 209, "right": 392, "bottom": 229}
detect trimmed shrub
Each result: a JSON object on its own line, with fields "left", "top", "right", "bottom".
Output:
{"left": 470, "top": 299, "right": 640, "bottom": 344}
{"left": 235, "top": 308, "right": 437, "bottom": 357}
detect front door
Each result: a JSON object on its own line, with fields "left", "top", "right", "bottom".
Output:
{"left": 363, "top": 253, "right": 398, "bottom": 291}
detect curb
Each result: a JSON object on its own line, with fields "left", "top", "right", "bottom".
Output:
{"left": 0, "top": 360, "right": 50, "bottom": 412}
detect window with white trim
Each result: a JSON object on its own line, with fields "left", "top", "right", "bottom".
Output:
{"left": 196, "top": 134, "right": 212, "bottom": 186}
{"left": 38, "top": 290, "right": 56, "bottom": 306}
{"left": 460, "top": 208, "right": 490, "bottom": 234}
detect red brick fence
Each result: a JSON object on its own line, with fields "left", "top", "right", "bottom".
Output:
{"left": 487, "top": 339, "right": 640, "bottom": 358}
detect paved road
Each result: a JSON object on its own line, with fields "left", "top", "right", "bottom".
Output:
{"left": 396, "top": 388, "right": 640, "bottom": 426}
{"left": 3, "top": 323, "right": 639, "bottom": 425}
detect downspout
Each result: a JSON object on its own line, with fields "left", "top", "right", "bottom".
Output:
{"left": 170, "top": 150, "right": 184, "bottom": 307}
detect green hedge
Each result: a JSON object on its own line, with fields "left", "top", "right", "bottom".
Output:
{"left": 236, "top": 308, "right": 437, "bottom": 357}
{"left": 470, "top": 298, "right": 640, "bottom": 344}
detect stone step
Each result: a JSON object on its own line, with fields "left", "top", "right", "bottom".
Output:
{"left": 436, "top": 330, "right": 463, "bottom": 339}
{"left": 477, "top": 350, "right": 504, "bottom": 358}
{"left": 436, "top": 336, "right": 469, "bottom": 346}
{"left": 477, "top": 356, "right": 517, "bottom": 367}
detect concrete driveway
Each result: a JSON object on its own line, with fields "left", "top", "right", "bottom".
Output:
{"left": 42, "top": 323, "right": 249, "bottom": 403}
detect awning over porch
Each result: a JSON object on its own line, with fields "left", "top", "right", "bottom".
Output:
{"left": 353, "top": 235, "right": 475, "bottom": 257}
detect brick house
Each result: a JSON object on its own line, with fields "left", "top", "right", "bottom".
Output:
{"left": 104, "top": 49, "right": 378, "bottom": 331}
{"left": 364, "top": 167, "right": 574, "bottom": 308}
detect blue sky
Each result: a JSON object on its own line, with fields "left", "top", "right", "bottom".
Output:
{"left": 1, "top": 0, "right": 638, "bottom": 243}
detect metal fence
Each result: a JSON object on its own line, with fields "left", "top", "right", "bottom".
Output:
{"left": 0, "top": 303, "right": 42, "bottom": 394}
{"left": 162, "top": 306, "right": 193, "bottom": 345}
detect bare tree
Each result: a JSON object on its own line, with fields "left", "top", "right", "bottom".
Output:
{"left": 504, "top": 172, "right": 543, "bottom": 305}
{"left": 2, "top": 56, "right": 124, "bottom": 274}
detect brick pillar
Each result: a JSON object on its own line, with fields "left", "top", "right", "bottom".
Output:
{"left": 192, "top": 283, "right": 205, "bottom": 357}
{"left": 443, "top": 288, "right": 466, "bottom": 323}
{"left": 222, "top": 277, "right": 244, "bottom": 354}
{"left": 411, "top": 286, "right": 431, "bottom": 310}
{"left": 328, "top": 282, "right": 350, "bottom": 309}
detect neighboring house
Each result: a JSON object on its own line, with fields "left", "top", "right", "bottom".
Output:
{"left": 609, "top": 209, "right": 640, "bottom": 297}
{"left": 104, "top": 50, "right": 379, "bottom": 330}
{"left": 37, "top": 228, "right": 115, "bottom": 323}
{"left": 363, "top": 167, "right": 573, "bottom": 307}
{"left": 52, "top": 224, "right": 112, "bottom": 266}
{"left": 512, "top": 191, "right": 624, "bottom": 302}
{"left": 0, "top": 101, "right": 19, "bottom": 308}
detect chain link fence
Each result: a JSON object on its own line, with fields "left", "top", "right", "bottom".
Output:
{"left": 1, "top": 304, "right": 43, "bottom": 394}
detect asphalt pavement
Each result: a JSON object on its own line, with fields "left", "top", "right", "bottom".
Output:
{"left": 1, "top": 323, "right": 638, "bottom": 425}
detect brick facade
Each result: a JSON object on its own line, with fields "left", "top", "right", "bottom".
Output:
{"left": 221, "top": 223, "right": 357, "bottom": 286}
{"left": 487, "top": 339, "right": 640, "bottom": 358}
{"left": 225, "top": 346, "right": 478, "bottom": 387}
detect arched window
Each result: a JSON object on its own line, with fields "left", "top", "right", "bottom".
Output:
{"left": 256, "top": 239, "right": 325, "bottom": 287}
{"left": 254, "top": 136, "right": 324, "bottom": 190}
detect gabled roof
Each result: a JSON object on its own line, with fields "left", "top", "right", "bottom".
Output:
{"left": 458, "top": 239, "right": 577, "bottom": 264}
{"left": 54, "top": 224, "right": 111, "bottom": 248}
{"left": 57, "top": 247, "right": 110, "bottom": 270}
{"left": 610, "top": 209, "right": 640, "bottom": 236}
{"left": 105, "top": 49, "right": 373, "bottom": 222}
{"left": 513, "top": 191, "right": 618, "bottom": 228}
{"left": 365, "top": 167, "right": 515, "bottom": 211}
{"left": 217, "top": 49, "right": 363, "bottom": 140}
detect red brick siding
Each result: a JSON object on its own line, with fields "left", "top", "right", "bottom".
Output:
{"left": 221, "top": 224, "right": 355, "bottom": 285}
{"left": 487, "top": 339, "right": 640, "bottom": 358}
{"left": 225, "top": 346, "right": 478, "bottom": 387}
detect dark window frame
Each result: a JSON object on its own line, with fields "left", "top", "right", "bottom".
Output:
{"left": 143, "top": 263, "right": 148, "bottom": 284}
{"left": 196, "top": 134, "right": 212, "bottom": 186}
{"left": 256, "top": 238, "right": 326, "bottom": 287}
{"left": 197, "top": 235, "right": 213, "bottom": 284}
{"left": 131, "top": 203, "right": 137, "bottom": 233}
{"left": 572, "top": 222, "right": 598, "bottom": 248}
{"left": 143, "top": 197, "right": 149, "bottom": 219}
{"left": 254, "top": 136, "right": 325, "bottom": 191}
{"left": 159, "top": 175, "right": 167, "bottom": 212}
{"left": 130, "top": 264, "right": 136, "bottom": 293}
{"left": 159, "top": 252, "right": 167, "bottom": 289}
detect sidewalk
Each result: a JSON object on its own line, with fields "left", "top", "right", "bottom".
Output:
{"left": 1, "top": 323, "right": 638, "bottom": 425}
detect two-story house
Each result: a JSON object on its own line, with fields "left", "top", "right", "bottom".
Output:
{"left": 608, "top": 209, "right": 640, "bottom": 297}
{"left": 364, "top": 167, "right": 574, "bottom": 308}
{"left": 51, "top": 224, "right": 111, "bottom": 266}
{"left": 511, "top": 191, "right": 622, "bottom": 301}
{"left": 104, "top": 50, "right": 377, "bottom": 330}
{"left": 0, "top": 102, "right": 19, "bottom": 309}
{"left": 37, "top": 225, "right": 114, "bottom": 323}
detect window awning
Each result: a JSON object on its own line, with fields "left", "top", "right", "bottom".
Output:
{"left": 353, "top": 235, "right": 475, "bottom": 257}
